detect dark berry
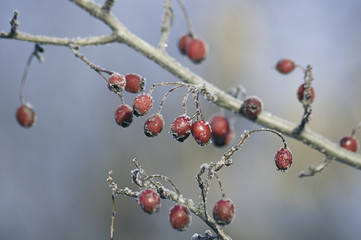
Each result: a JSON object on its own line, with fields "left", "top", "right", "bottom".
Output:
{"left": 241, "top": 96, "right": 263, "bottom": 119}
{"left": 297, "top": 83, "right": 315, "bottom": 103}
{"left": 169, "top": 205, "right": 191, "bottom": 231}
{"left": 274, "top": 147, "right": 293, "bottom": 171}
{"left": 133, "top": 93, "right": 153, "bottom": 117}
{"left": 276, "top": 58, "right": 295, "bottom": 74}
{"left": 210, "top": 115, "right": 229, "bottom": 138}
{"left": 125, "top": 73, "right": 146, "bottom": 93}
{"left": 187, "top": 38, "right": 207, "bottom": 64}
{"left": 16, "top": 104, "right": 36, "bottom": 128}
{"left": 339, "top": 136, "right": 359, "bottom": 152}
{"left": 108, "top": 73, "right": 126, "bottom": 93}
{"left": 192, "top": 120, "right": 212, "bottom": 146}
{"left": 212, "top": 198, "right": 235, "bottom": 226}
{"left": 138, "top": 189, "right": 161, "bottom": 214}
{"left": 178, "top": 34, "right": 192, "bottom": 55}
{"left": 114, "top": 104, "right": 133, "bottom": 127}
{"left": 213, "top": 128, "right": 235, "bottom": 147}
{"left": 144, "top": 113, "right": 164, "bottom": 137}
{"left": 170, "top": 114, "right": 193, "bottom": 142}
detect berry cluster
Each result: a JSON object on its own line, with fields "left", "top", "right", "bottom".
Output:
{"left": 178, "top": 34, "right": 208, "bottom": 64}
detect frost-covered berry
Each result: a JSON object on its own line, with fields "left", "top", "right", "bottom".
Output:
{"left": 212, "top": 198, "right": 235, "bottom": 226}
{"left": 138, "top": 189, "right": 161, "bottom": 214}
{"left": 276, "top": 58, "right": 295, "bottom": 74}
{"left": 133, "top": 93, "right": 153, "bottom": 117}
{"left": 297, "top": 83, "right": 315, "bottom": 103}
{"left": 144, "top": 113, "right": 164, "bottom": 137}
{"left": 125, "top": 73, "right": 146, "bottom": 93}
{"left": 114, "top": 104, "right": 133, "bottom": 127}
{"left": 274, "top": 147, "right": 293, "bottom": 171}
{"left": 339, "top": 136, "right": 359, "bottom": 152}
{"left": 108, "top": 73, "right": 126, "bottom": 94}
{"left": 170, "top": 114, "right": 193, "bottom": 142}
{"left": 16, "top": 104, "right": 36, "bottom": 128}
{"left": 169, "top": 205, "right": 192, "bottom": 231}
{"left": 178, "top": 34, "right": 192, "bottom": 55}
{"left": 192, "top": 120, "right": 212, "bottom": 146}
{"left": 240, "top": 96, "right": 263, "bottom": 119}
{"left": 187, "top": 38, "right": 207, "bottom": 64}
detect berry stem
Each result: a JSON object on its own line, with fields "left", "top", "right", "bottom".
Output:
{"left": 298, "top": 157, "right": 331, "bottom": 178}
{"left": 182, "top": 88, "right": 193, "bottom": 114}
{"left": 176, "top": 0, "right": 194, "bottom": 37}
{"left": 351, "top": 121, "right": 361, "bottom": 137}
{"left": 213, "top": 172, "right": 225, "bottom": 198}
{"left": 157, "top": 85, "right": 184, "bottom": 113}
{"left": 158, "top": 0, "right": 174, "bottom": 51}
{"left": 145, "top": 174, "right": 181, "bottom": 196}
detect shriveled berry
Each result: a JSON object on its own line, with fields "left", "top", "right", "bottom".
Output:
{"left": 213, "top": 198, "right": 235, "bottom": 226}
{"left": 170, "top": 114, "right": 193, "bottom": 142}
{"left": 144, "top": 113, "right": 164, "bottom": 137}
{"left": 339, "top": 136, "right": 359, "bottom": 152}
{"left": 138, "top": 189, "right": 161, "bottom": 214}
{"left": 108, "top": 73, "right": 126, "bottom": 93}
{"left": 169, "top": 205, "right": 191, "bottom": 231}
{"left": 274, "top": 147, "right": 293, "bottom": 171}
{"left": 133, "top": 93, "right": 153, "bottom": 117}
{"left": 16, "top": 104, "right": 36, "bottom": 128}
{"left": 276, "top": 58, "right": 295, "bottom": 74}
{"left": 114, "top": 104, "right": 133, "bottom": 127}
{"left": 125, "top": 73, "right": 146, "bottom": 93}
{"left": 187, "top": 38, "right": 207, "bottom": 64}
{"left": 178, "top": 34, "right": 192, "bottom": 55}
{"left": 192, "top": 120, "right": 212, "bottom": 146}
{"left": 297, "top": 83, "right": 315, "bottom": 103}
{"left": 240, "top": 96, "right": 263, "bottom": 119}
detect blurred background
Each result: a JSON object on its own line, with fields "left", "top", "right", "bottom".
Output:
{"left": 1, "top": 0, "right": 361, "bottom": 239}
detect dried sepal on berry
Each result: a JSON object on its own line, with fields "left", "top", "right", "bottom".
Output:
{"left": 114, "top": 104, "right": 133, "bottom": 127}
{"left": 125, "top": 73, "right": 146, "bottom": 93}
{"left": 133, "top": 93, "right": 153, "bottom": 117}
{"left": 108, "top": 73, "right": 126, "bottom": 94}
{"left": 240, "top": 96, "right": 263, "bottom": 119}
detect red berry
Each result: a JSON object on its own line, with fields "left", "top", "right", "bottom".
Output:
{"left": 339, "top": 136, "right": 359, "bottom": 152}
{"left": 213, "top": 128, "right": 235, "bottom": 147}
{"left": 138, "top": 189, "right": 161, "bottom": 214}
{"left": 133, "top": 93, "right": 153, "bottom": 117}
{"left": 114, "top": 104, "right": 133, "bottom": 127}
{"left": 276, "top": 58, "right": 295, "bottom": 74}
{"left": 274, "top": 147, "right": 293, "bottom": 171}
{"left": 187, "top": 38, "right": 207, "bottom": 64}
{"left": 125, "top": 73, "right": 146, "bottom": 93}
{"left": 169, "top": 205, "right": 191, "bottom": 231}
{"left": 144, "top": 113, "right": 164, "bottom": 137}
{"left": 170, "top": 114, "right": 193, "bottom": 142}
{"left": 241, "top": 96, "right": 263, "bottom": 119}
{"left": 297, "top": 83, "right": 315, "bottom": 103}
{"left": 210, "top": 115, "right": 229, "bottom": 138}
{"left": 108, "top": 73, "right": 126, "bottom": 93}
{"left": 178, "top": 34, "right": 192, "bottom": 55}
{"left": 16, "top": 104, "right": 36, "bottom": 128}
{"left": 212, "top": 198, "right": 235, "bottom": 226}
{"left": 192, "top": 120, "right": 212, "bottom": 146}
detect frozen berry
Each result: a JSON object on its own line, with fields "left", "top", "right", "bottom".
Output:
{"left": 133, "top": 93, "right": 153, "bottom": 117}
{"left": 169, "top": 205, "right": 191, "bottom": 231}
{"left": 108, "top": 73, "right": 126, "bottom": 93}
{"left": 138, "top": 189, "right": 161, "bottom": 214}
{"left": 16, "top": 104, "right": 36, "bottom": 128}
{"left": 339, "top": 136, "right": 359, "bottom": 152}
{"left": 297, "top": 83, "right": 315, "bottom": 103}
{"left": 240, "top": 96, "right": 263, "bottom": 119}
{"left": 276, "top": 58, "right": 295, "bottom": 74}
{"left": 274, "top": 147, "right": 293, "bottom": 171}
{"left": 170, "top": 114, "right": 193, "bottom": 142}
{"left": 178, "top": 34, "right": 192, "bottom": 55}
{"left": 192, "top": 120, "right": 212, "bottom": 146}
{"left": 114, "top": 104, "right": 133, "bottom": 127}
{"left": 144, "top": 113, "right": 164, "bottom": 137}
{"left": 187, "top": 38, "right": 207, "bottom": 64}
{"left": 213, "top": 128, "right": 235, "bottom": 147}
{"left": 212, "top": 198, "right": 235, "bottom": 226}
{"left": 125, "top": 73, "right": 146, "bottom": 93}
